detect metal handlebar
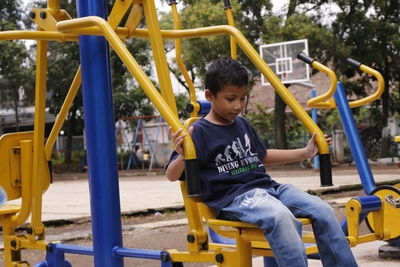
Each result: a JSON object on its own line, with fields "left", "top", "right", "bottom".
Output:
{"left": 223, "top": 0, "right": 232, "bottom": 9}
{"left": 346, "top": 58, "right": 385, "bottom": 108}
{"left": 167, "top": 0, "right": 177, "bottom": 5}
{"left": 297, "top": 53, "right": 337, "bottom": 109}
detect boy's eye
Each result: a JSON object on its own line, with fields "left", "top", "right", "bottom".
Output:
{"left": 226, "top": 98, "right": 235, "bottom": 102}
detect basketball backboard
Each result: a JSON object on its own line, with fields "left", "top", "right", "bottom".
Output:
{"left": 259, "top": 39, "right": 310, "bottom": 86}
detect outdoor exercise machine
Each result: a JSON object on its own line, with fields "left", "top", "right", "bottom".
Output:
{"left": 298, "top": 53, "right": 400, "bottom": 255}
{"left": 0, "top": 0, "right": 333, "bottom": 266}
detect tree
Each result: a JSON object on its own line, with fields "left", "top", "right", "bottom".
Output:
{"left": 160, "top": 0, "right": 274, "bottom": 93}
{"left": 32, "top": 0, "right": 155, "bottom": 165}
{"left": 260, "top": 1, "right": 334, "bottom": 148}
{"left": 331, "top": 0, "right": 400, "bottom": 156}
{"left": 0, "top": 0, "right": 33, "bottom": 132}
{"left": 161, "top": 1, "right": 337, "bottom": 149}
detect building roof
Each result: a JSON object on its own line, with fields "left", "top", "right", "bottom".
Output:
{"left": 247, "top": 71, "right": 332, "bottom": 113}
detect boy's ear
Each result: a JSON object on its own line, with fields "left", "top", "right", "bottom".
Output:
{"left": 204, "top": 89, "right": 214, "bottom": 101}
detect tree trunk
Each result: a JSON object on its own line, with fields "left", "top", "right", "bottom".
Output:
{"left": 380, "top": 69, "right": 390, "bottom": 156}
{"left": 65, "top": 112, "right": 75, "bottom": 165}
{"left": 274, "top": 92, "right": 287, "bottom": 148}
{"left": 13, "top": 86, "right": 19, "bottom": 131}
{"left": 272, "top": 0, "right": 297, "bottom": 149}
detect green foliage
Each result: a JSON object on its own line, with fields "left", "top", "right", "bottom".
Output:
{"left": 113, "top": 88, "right": 155, "bottom": 119}
{"left": 175, "top": 93, "right": 190, "bottom": 119}
{"left": 331, "top": 0, "right": 400, "bottom": 125}
{"left": 246, "top": 104, "right": 308, "bottom": 149}
{"left": 245, "top": 105, "right": 274, "bottom": 147}
{"left": 179, "top": 1, "right": 233, "bottom": 82}
{"left": 0, "top": 0, "right": 33, "bottom": 125}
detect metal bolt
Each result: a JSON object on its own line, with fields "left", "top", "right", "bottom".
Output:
{"left": 215, "top": 253, "right": 224, "bottom": 263}
{"left": 10, "top": 240, "right": 17, "bottom": 248}
{"left": 187, "top": 234, "right": 195, "bottom": 243}
{"left": 40, "top": 11, "right": 46, "bottom": 19}
{"left": 185, "top": 103, "right": 194, "bottom": 113}
{"left": 160, "top": 253, "right": 168, "bottom": 262}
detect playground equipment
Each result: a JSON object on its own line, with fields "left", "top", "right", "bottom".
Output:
{"left": 0, "top": 0, "right": 335, "bottom": 266}
{"left": 297, "top": 53, "right": 400, "bottom": 254}
{"left": 116, "top": 115, "right": 169, "bottom": 170}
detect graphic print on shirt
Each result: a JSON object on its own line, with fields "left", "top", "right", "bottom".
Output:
{"left": 215, "top": 133, "right": 262, "bottom": 176}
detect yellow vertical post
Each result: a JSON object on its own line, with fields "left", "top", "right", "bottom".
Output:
{"left": 224, "top": 7, "right": 237, "bottom": 59}
{"left": 142, "top": 0, "right": 178, "bottom": 116}
{"left": 48, "top": 0, "right": 60, "bottom": 12}
{"left": 170, "top": 3, "right": 198, "bottom": 117}
{"left": 9, "top": 140, "right": 33, "bottom": 228}
{"left": 31, "top": 40, "right": 49, "bottom": 236}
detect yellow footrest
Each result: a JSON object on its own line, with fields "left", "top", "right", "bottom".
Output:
{"left": 0, "top": 204, "right": 21, "bottom": 216}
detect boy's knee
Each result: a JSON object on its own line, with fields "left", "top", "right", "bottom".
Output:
{"left": 261, "top": 208, "right": 299, "bottom": 230}
{"left": 314, "top": 201, "right": 337, "bottom": 222}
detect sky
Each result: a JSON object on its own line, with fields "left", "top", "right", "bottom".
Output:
{"left": 22, "top": 0, "right": 288, "bottom": 13}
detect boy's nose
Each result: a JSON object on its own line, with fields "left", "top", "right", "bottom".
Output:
{"left": 234, "top": 102, "right": 242, "bottom": 111}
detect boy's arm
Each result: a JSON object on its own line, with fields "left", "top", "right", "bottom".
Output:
{"left": 166, "top": 126, "right": 194, "bottom": 181}
{"left": 263, "top": 148, "right": 308, "bottom": 165}
{"left": 166, "top": 155, "right": 185, "bottom": 181}
{"left": 263, "top": 133, "right": 331, "bottom": 165}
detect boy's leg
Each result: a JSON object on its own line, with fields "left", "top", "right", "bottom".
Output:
{"left": 275, "top": 184, "right": 358, "bottom": 267}
{"left": 219, "top": 188, "right": 308, "bottom": 267}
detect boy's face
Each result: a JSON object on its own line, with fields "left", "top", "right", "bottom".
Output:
{"left": 205, "top": 84, "right": 247, "bottom": 124}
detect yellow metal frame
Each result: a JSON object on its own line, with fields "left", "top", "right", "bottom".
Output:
{"left": 348, "top": 64, "right": 385, "bottom": 108}
{"left": 170, "top": 3, "right": 199, "bottom": 117}
{"left": 224, "top": 6, "right": 237, "bottom": 59}
{"left": 0, "top": 1, "right": 334, "bottom": 265}
{"left": 307, "top": 61, "right": 337, "bottom": 109}
{"left": 0, "top": 2, "right": 135, "bottom": 265}
{"left": 306, "top": 59, "right": 384, "bottom": 110}
{"left": 365, "top": 188, "right": 400, "bottom": 241}
{"left": 345, "top": 196, "right": 394, "bottom": 248}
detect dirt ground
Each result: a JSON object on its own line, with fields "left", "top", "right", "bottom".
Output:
{"left": 0, "top": 188, "right": 375, "bottom": 267}
{"left": 1, "top": 164, "right": 399, "bottom": 266}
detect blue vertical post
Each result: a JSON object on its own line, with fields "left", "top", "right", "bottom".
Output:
{"left": 311, "top": 89, "right": 319, "bottom": 170}
{"left": 76, "top": 0, "right": 123, "bottom": 266}
{"left": 334, "top": 82, "right": 376, "bottom": 194}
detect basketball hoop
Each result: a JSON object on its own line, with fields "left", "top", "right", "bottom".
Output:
{"left": 260, "top": 39, "right": 310, "bottom": 86}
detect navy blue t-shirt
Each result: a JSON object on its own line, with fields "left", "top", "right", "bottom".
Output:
{"left": 169, "top": 116, "right": 279, "bottom": 215}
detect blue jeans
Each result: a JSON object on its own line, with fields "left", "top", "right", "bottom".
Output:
{"left": 218, "top": 185, "right": 358, "bottom": 267}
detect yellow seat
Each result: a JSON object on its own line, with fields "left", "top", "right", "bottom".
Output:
{"left": 170, "top": 178, "right": 318, "bottom": 266}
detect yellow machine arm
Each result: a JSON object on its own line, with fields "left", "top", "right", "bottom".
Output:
{"left": 346, "top": 58, "right": 385, "bottom": 108}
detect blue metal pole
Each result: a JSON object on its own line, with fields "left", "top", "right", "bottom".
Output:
{"left": 334, "top": 82, "right": 376, "bottom": 194}
{"left": 76, "top": 0, "right": 123, "bottom": 266}
{"left": 311, "top": 89, "right": 319, "bottom": 170}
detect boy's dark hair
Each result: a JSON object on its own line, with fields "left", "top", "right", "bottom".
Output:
{"left": 205, "top": 57, "right": 250, "bottom": 95}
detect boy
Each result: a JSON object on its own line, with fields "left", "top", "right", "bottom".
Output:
{"left": 166, "top": 58, "right": 357, "bottom": 267}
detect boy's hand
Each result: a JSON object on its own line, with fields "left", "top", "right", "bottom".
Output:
{"left": 305, "top": 132, "right": 332, "bottom": 160}
{"left": 169, "top": 126, "right": 194, "bottom": 157}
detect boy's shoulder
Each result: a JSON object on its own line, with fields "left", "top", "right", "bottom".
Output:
{"left": 191, "top": 116, "right": 250, "bottom": 128}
